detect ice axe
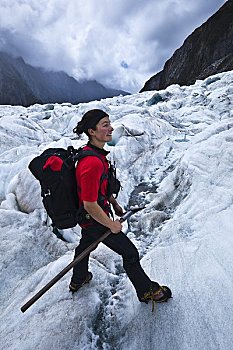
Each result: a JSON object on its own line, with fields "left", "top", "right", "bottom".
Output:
{"left": 21, "top": 206, "right": 145, "bottom": 313}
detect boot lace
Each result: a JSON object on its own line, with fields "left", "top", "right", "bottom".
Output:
{"left": 142, "top": 287, "right": 163, "bottom": 312}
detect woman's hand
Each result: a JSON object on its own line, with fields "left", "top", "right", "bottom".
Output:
{"left": 110, "top": 219, "right": 122, "bottom": 234}
{"left": 112, "top": 202, "right": 124, "bottom": 217}
{"left": 109, "top": 195, "right": 124, "bottom": 217}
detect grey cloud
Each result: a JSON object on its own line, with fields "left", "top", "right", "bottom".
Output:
{"left": 132, "top": 0, "right": 227, "bottom": 73}
{"left": 0, "top": 29, "right": 46, "bottom": 64}
{"left": 0, "top": 0, "right": 227, "bottom": 93}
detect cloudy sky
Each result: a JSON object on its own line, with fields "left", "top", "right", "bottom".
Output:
{"left": 0, "top": 0, "right": 226, "bottom": 93}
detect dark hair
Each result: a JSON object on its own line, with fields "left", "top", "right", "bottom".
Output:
{"left": 73, "top": 109, "right": 109, "bottom": 137}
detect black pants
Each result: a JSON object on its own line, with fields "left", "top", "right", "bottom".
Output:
{"left": 71, "top": 223, "right": 151, "bottom": 298}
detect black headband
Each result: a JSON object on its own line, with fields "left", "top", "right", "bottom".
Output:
{"left": 82, "top": 110, "right": 108, "bottom": 132}
{"left": 73, "top": 109, "right": 109, "bottom": 135}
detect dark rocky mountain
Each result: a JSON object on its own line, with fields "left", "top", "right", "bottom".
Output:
{"left": 0, "top": 52, "right": 128, "bottom": 106}
{"left": 141, "top": 0, "right": 233, "bottom": 92}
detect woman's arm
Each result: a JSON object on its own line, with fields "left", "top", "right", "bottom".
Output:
{"left": 83, "top": 200, "right": 122, "bottom": 233}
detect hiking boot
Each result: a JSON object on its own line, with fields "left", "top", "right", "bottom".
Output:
{"left": 139, "top": 282, "right": 172, "bottom": 311}
{"left": 69, "top": 272, "right": 93, "bottom": 293}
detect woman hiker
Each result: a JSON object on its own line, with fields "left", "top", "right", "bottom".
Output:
{"left": 70, "top": 109, "right": 172, "bottom": 307}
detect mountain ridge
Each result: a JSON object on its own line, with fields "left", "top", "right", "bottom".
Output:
{"left": 141, "top": 0, "right": 233, "bottom": 92}
{"left": 0, "top": 51, "right": 129, "bottom": 106}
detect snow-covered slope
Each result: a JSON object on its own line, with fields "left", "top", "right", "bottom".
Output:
{"left": 0, "top": 72, "right": 233, "bottom": 350}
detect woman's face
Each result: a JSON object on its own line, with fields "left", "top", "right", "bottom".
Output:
{"left": 89, "top": 116, "right": 114, "bottom": 144}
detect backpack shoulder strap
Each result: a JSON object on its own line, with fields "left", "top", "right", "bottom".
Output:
{"left": 74, "top": 148, "right": 105, "bottom": 166}
{"left": 74, "top": 148, "right": 108, "bottom": 185}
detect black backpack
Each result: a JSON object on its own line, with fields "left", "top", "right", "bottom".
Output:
{"left": 28, "top": 146, "right": 120, "bottom": 229}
